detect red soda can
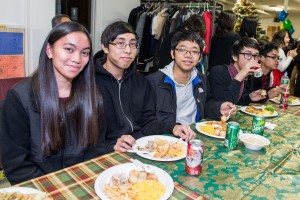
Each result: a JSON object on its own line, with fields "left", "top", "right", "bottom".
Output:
{"left": 185, "top": 139, "right": 204, "bottom": 175}
{"left": 279, "top": 92, "right": 289, "bottom": 110}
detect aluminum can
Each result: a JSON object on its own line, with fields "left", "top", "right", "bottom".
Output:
{"left": 279, "top": 92, "right": 289, "bottom": 110}
{"left": 254, "top": 69, "right": 263, "bottom": 78}
{"left": 185, "top": 139, "right": 204, "bottom": 175}
{"left": 224, "top": 122, "right": 240, "bottom": 149}
{"left": 251, "top": 116, "right": 265, "bottom": 135}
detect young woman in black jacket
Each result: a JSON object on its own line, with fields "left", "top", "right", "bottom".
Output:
{"left": 1, "top": 22, "right": 105, "bottom": 185}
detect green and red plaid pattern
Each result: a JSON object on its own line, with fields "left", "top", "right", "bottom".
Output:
{"left": 17, "top": 153, "right": 203, "bottom": 200}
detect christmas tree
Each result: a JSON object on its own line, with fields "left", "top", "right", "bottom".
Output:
{"left": 232, "top": 0, "right": 263, "bottom": 38}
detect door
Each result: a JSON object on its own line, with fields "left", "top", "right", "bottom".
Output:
{"left": 57, "top": 0, "right": 91, "bottom": 32}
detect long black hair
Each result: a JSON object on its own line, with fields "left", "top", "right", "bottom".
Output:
{"left": 215, "top": 10, "right": 237, "bottom": 36}
{"left": 32, "top": 21, "right": 105, "bottom": 155}
{"left": 239, "top": 17, "right": 258, "bottom": 38}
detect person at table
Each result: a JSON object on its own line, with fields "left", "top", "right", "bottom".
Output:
{"left": 208, "top": 10, "right": 240, "bottom": 71}
{"left": 0, "top": 22, "right": 105, "bottom": 185}
{"left": 94, "top": 21, "right": 195, "bottom": 153}
{"left": 146, "top": 30, "right": 236, "bottom": 125}
{"left": 51, "top": 14, "right": 71, "bottom": 28}
{"left": 271, "top": 30, "right": 297, "bottom": 86}
{"left": 208, "top": 37, "right": 266, "bottom": 106}
{"left": 158, "top": 14, "right": 206, "bottom": 70}
{"left": 248, "top": 41, "right": 286, "bottom": 99}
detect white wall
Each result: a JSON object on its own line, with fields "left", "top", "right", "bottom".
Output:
{"left": 0, "top": 0, "right": 55, "bottom": 76}
{"left": 26, "top": 0, "right": 55, "bottom": 75}
{"left": 92, "top": 0, "right": 140, "bottom": 53}
{"left": 0, "top": 0, "right": 25, "bottom": 26}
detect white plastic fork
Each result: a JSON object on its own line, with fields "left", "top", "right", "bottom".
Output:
{"left": 226, "top": 107, "right": 234, "bottom": 121}
{"left": 130, "top": 158, "right": 153, "bottom": 173}
{"left": 127, "top": 149, "right": 156, "bottom": 156}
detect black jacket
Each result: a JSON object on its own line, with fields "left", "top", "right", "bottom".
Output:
{"left": 94, "top": 60, "right": 176, "bottom": 153}
{"left": 208, "top": 64, "right": 252, "bottom": 106}
{"left": 147, "top": 70, "right": 223, "bottom": 123}
{"left": 0, "top": 78, "right": 105, "bottom": 185}
{"left": 209, "top": 32, "right": 241, "bottom": 70}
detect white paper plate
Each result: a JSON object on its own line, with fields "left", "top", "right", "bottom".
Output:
{"left": 240, "top": 106, "right": 278, "bottom": 117}
{"left": 94, "top": 163, "right": 174, "bottom": 200}
{"left": 269, "top": 96, "right": 300, "bottom": 106}
{"left": 0, "top": 186, "right": 42, "bottom": 194}
{"left": 195, "top": 121, "right": 226, "bottom": 139}
{"left": 132, "top": 135, "right": 187, "bottom": 161}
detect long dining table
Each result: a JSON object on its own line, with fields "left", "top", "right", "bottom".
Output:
{"left": 16, "top": 102, "right": 300, "bottom": 199}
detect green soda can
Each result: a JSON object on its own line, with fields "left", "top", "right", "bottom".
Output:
{"left": 224, "top": 122, "right": 240, "bottom": 149}
{"left": 251, "top": 116, "right": 265, "bottom": 135}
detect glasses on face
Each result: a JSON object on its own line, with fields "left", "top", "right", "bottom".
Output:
{"left": 109, "top": 41, "right": 139, "bottom": 49}
{"left": 175, "top": 48, "right": 201, "bottom": 57}
{"left": 239, "top": 52, "right": 261, "bottom": 61}
{"left": 265, "top": 55, "right": 282, "bottom": 61}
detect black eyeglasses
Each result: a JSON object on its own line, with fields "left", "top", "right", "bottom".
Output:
{"left": 109, "top": 41, "right": 139, "bottom": 49}
{"left": 239, "top": 52, "right": 261, "bottom": 61}
{"left": 175, "top": 48, "right": 201, "bottom": 57}
{"left": 265, "top": 55, "right": 282, "bottom": 61}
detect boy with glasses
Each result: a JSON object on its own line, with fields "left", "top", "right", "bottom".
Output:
{"left": 208, "top": 37, "right": 266, "bottom": 105}
{"left": 249, "top": 41, "right": 286, "bottom": 99}
{"left": 94, "top": 21, "right": 195, "bottom": 153}
{"left": 147, "top": 30, "right": 236, "bottom": 125}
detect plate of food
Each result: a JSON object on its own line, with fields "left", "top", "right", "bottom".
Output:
{"left": 131, "top": 135, "right": 187, "bottom": 161}
{"left": 240, "top": 105, "right": 278, "bottom": 117}
{"left": 94, "top": 162, "right": 174, "bottom": 200}
{"left": 0, "top": 187, "right": 52, "bottom": 200}
{"left": 270, "top": 96, "right": 300, "bottom": 106}
{"left": 195, "top": 121, "right": 227, "bottom": 139}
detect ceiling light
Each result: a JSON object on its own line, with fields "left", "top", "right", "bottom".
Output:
{"left": 257, "top": 9, "right": 270, "bottom": 15}
{"left": 269, "top": 6, "right": 283, "bottom": 12}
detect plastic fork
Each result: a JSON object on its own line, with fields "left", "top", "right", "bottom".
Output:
{"left": 226, "top": 107, "right": 234, "bottom": 121}
{"left": 130, "top": 158, "right": 153, "bottom": 173}
{"left": 127, "top": 149, "right": 156, "bottom": 156}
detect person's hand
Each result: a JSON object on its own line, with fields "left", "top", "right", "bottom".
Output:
{"left": 268, "top": 87, "right": 281, "bottom": 99}
{"left": 235, "top": 60, "right": 261, "bottom": 81}
{"left": 277, "top": 84, "right": 289, "bottom": 93}
{"left": 249, "top": 89, "right": 266, "bottom": 101}
{"left": 173, "top": 124, "right": 196, "bottom": 142}
{"left": 287, "top": 49, "right": 297, "bottom": 58}
{"left": 113, "top": 135, "right": 136, "bottom": 152}
{"left": 220, "top": 102, "right": 237, "bottom": 117}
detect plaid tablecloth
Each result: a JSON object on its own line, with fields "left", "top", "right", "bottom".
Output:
{"left": 16, "top": 152, "right": 203, "bottom": 200}
{"left": 14, "top": 103, "right": 300, "bottom": 199}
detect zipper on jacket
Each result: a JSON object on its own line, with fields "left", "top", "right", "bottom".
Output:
{"left": 118, "top": 80, "right": 134, "bottom": 132}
